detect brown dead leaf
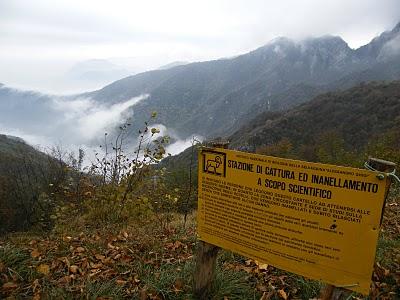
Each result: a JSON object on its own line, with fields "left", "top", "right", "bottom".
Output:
{"left": 31, "top": 249, "right": 41, "bottom": 258}
{"left": 59, "top": 257, "right": 70, "bottom": 268}
{"left": 173, "top": 241, "right": 183, "bottom": 249}
{"left": 240, "top": 266, "right": 254, "bottom": 273}
{"left": 278, "top": 289, "right": 287, "bottom": 300}
{"left": 69, "top": 265, "right": 79, "bottom": 274}
{"left": 76, "top": 247, "right": 85, "bottom": 253}
{"left": 32, "top": 279, "right": 41, "bottom": 293}
{"left": 2, "top": 282, "right": 18, "bottom": 290}
{"left": 255, "top": 260, "right": 268, "bottom": 270}
{"left": 58, "top": 275, "right": 71, "bottom": 284}
{"left": 95, "top": 254, "right": 105, "bottom": 261}
{"left": 133, "top": 274, "right": 141, "bottom": 284}
{"left": 122, "top": 231, "right": 129, "bottom": 238}
{"left": 63, "top": 236, "right": 72, "bottom": 242}
{"left": 33, "top": 292, "right": 41, "bottom": 300}
{"left": 245, "top": 259, "right": 253, "bottom": 266}
{"left": 37, "top": 264, "right": 50, "bottom": 275}
{"left": 260, "top": 291, "right": 274, "bottom": 300}
{"left": 90, "top": 263, "right": 103, "bottom": 269}
{"left": 0, "top": 261, "right": 5, "bottom": 273}
{"left": 116, "top": 279, "right": 127, "bottom": 286}
{"left": 256, "top": 283, "right": 268, "bottom": 292}
{"left": 173, "top": 278, "right": 184, "bottom": 292}
{"left": 139, "top": 287, "right": 148, "bottom": 300}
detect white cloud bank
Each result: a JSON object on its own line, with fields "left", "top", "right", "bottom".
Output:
{"left": 0, "top": 93, "right": 148, "bottom": 151}
{"left": 0, "top": 91, "right": 199, "bottom": 160}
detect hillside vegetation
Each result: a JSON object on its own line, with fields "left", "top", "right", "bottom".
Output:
{"left": 0, "top": 135, "right": 68, "bottom": 233}
{"left": 2, "top": 23, "right": 400, "bottom": 144}
{"left": 230, "top": 81, "right": 400, "bottom": 166}
{"left": 2, "top": 70, "right": 400, "bottom": 299}
{"left": 86, "top": 23, "right": 400, "bottom": 138}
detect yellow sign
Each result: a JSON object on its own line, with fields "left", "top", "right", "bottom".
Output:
{"left": 197, "top": 148, "right": 389, "bottom": 295}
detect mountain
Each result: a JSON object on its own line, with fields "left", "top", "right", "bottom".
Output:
{"left": 0, "top": 85, "right": 57, "bottom": 135}
{"left": 64, "top": 59, "right": 132, "bottom": 91}
{"left": 229, "top": 80, "right": 400, "bottom": 154}
{"left": 1, "top": 22, "right": 400, "bottom": 149}
{"left": 0, "top": 135, "right": 60, "bottom": 233}
{"left": 164, "top": 80, "right": 400, "bottom": 173}
{"left": 158, "top": 61, "right": 190, "bottom": 70}
{"left": 86, "top": 22, "right": 400, "bottom": 140}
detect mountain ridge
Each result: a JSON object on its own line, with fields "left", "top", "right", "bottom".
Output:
{"left": 1, "top": 22, "right": 400, "bottom": 147}
{"left": 85, "top": 22, "right": 400, "bottom": 139}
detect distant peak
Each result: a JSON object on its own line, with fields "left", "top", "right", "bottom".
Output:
{"left": 304, "top": 35, "right": 347, "bottom": 45}
{"left": 158, "top": 61, "right": 190, "bottom": 70}
{"left": 392, "top": 21, "right": 400, "bottom": 33}
{"left": 267, "top": 36, "right": 293, "bottom": 45}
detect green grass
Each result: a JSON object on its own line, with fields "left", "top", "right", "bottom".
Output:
{"left": 211, "top": 267, "right": 260, "bottom": 300}
{"left": 376, "top": 234, "right": 400, "bottom": 267}
{"left": 0, "top": 244, "right": 37, "bottom": 282}
{"left": 82, "top": 280, "right": 124, "bottom": 299}
{"left": 288, "top": 274, "right": 323, "bottom": 299}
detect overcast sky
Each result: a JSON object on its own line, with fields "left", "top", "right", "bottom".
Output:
{"left": 1, "top": 0, "right": 399, "bottom": 93}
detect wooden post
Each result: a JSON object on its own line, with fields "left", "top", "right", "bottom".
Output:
{"left": 193, "top": 140, "right": 229, "bottom": 300}
{"left": 319, "top": 157, "right": 396, "bottom": 300}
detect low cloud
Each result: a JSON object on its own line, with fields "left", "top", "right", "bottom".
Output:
{"left": 0, "top": 90, "right": 148, "bottom": 148}
{"left": 0, "top": 89, "right": 197, "bottom": 162}
{"left": 166, "top": 136, "right": 203, "bottom": 155}
{"left": 146, "top": 123, "right": 203, "bottom": 155}
{"left": 378, "top": 34, "right": 400, "bottom": 61}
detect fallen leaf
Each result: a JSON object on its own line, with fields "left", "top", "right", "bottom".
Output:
{"left": 2, "top": 282, "right": 18, "bottom": 290}
{"left": 256, "top": 283, "right": 268, "bottom": 292}
{"left": 256, "top": 261, "right": 268, "bottom": 271}
{"left": 278, "top": 289, "right": 287, "bottom": 300}
{"left": 37, "top": 264, "right": 50, "bottom": 275}
{"left": 133, "top": 274, "right": 141, "bottom": 284}
{"left": 95, "top": 254, "right": 105, "bottom": 261}
{"left": 260, "top": 291, "right": 274, "bottom": 300}
{"left": 384, "top": 268, "right": 390, "bottom": 276}
{"left": 32, "top": 279, "right": 41, "bottom": 292}
{"left": 76, "top": 247, "right": 85, "bottom": 253}
{"left": 31, "top": 249, "right": 40, "bottom": 258}
{"left": 33, "top": 293, "right": 41, "bottom": 300}
{"left": 116, "top": 279, "right": 127, "bottom": 286}
{"left": 173, "top": 278, "right": 184, "bottom": 292}
{"left": 69, "top": 265, "right": 79, "bottom": 274}
{"left": 0, "top": 261, "right": 5, "bottom": 273}
{"left": 245, "top": 259, "right": 253, "bottom": 266}
{"left": 90, "top": 263, "right": 103, "bottom": 269}
{"left": 139, "top": 288, "right": 148, "bottom": 300}
{"left": 58, "top": 275, "right": 71, "bottom": 284}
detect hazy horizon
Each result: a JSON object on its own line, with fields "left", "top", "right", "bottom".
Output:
{"left": 1, "top": 0, "right": 400, "bottom": 94}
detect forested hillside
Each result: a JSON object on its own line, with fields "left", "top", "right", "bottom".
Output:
{"left": 86, "top": 23, "right": 400, "bottom": 138}
{"left": 3, "top": 23, "right": 400, "bottom": 147}
{"left": 230, "top": 81, "right": 400, "bottom": 166}
{"left": 0, "top": 135, "right": 68, "bottom": 233}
